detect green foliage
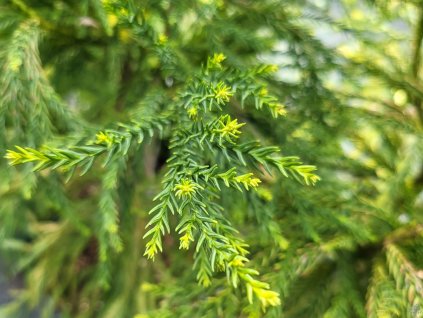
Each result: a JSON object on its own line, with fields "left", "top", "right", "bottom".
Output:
{"left": 0, "top": 0, "right": 422, "bottom": 317}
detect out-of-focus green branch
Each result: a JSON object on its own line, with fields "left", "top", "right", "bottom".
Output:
{"left": 11, "top": 0, "right": 54, "bottom": 30}
{"left": 411, "top": 6, "right": 423, "bottom": 122}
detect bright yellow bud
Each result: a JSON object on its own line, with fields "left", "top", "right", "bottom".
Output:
{"left": 95, "top": 131, "right": 114, "bottom": 147}
{"left": 174, "top": 179, "right": 201, "bottom": 199}
{"left": 214, "top": 82, "right": 233, "bottom": 103}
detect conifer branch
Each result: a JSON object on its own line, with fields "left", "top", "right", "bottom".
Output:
{"left": 5, "top": 114, "right": 171, "bottom": 177}
{"left": 385, "top": 244, "right": 423, "bottom": 316}
{"left": 141, "top": 54, "right": 320, "bottom": 309}
{"left": 366, "top": 258, "right": 404, "bottom": 318}
{"left": 0, "top": 19, "right": 78, "bottom": 146}
{"left": 1, "top": 11, "right": 326, "bottom": 309}
{"left": 2, "top": 1, "right": 422, "bottom": 317}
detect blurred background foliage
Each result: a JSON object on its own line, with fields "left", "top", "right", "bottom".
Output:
{"left": 0, "top": 0, "right": 422, "bottom": 317}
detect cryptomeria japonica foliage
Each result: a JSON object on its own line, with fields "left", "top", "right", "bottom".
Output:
{"left": 1, "top": 1, "right": 422, "bottom": 318}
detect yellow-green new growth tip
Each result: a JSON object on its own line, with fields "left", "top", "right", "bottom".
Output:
{"left": 215, "top": 115, "right": 245, "bottom": 140}
{"left": 179, "top": 231, "right": 194, "bottom": 250}
{"left": 234, "top": 173, "right": 261, "bottom": 190}
{"left": 208, "top": 52, "right": 226, "bottom": 69}
{"left": 187, "top": 106, "right": 198, "bottom": 119}
{"left": 5, "top": 146, "right": 48, "bottom": 165}
{"left": 95, "top": 131, "right": 114, "bottom": 147}
{"left": 174, "top": 179, "right": 202, "bottom": 199}
{"left": 4, "top": 149, "right": 24, "bottom": 165}
{"left": 213, "top": 82, "right": 233, "bottom": 103}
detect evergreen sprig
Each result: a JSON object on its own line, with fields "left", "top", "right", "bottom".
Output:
{"left": 6, "top": 54, "right": 319, "bottom": 310}
{"left": 5, "top": 114, "right": 170, "bottom": 176}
